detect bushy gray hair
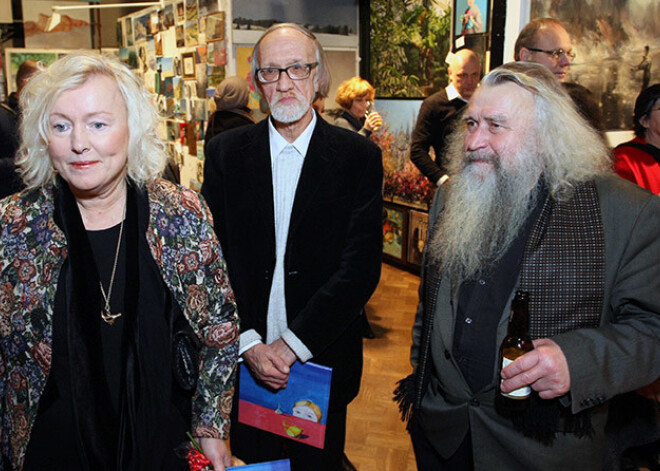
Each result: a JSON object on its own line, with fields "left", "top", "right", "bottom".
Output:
{"left": 17, "top": 51, "right": 167, "bottom": 189}
{"left": 250, "top": 23, "right": 331, "bottom": 101}
{"left": 481, "top": 61, "right": 612, "bottom": 200}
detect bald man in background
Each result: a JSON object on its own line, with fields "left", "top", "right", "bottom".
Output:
{"left": 410, "top": 48, "right": 481, "bottom": 185}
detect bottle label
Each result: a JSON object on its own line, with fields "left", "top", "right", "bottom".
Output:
{"left": 501, "top": 357, "right": 531, "bottom": 398}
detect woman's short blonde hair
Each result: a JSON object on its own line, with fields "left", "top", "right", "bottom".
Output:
{"left": 17, "top": 51, "right": 167, "bottom": 189}
{"left": 335, "top": 77, "right": 375, "bottom": 110}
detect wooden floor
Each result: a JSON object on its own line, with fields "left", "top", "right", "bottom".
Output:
{"left": 345, "top": 262, "right": 420, "bottom": 471}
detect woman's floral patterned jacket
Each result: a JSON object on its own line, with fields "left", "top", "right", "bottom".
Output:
{"left": 0, "top": 179, "right": 238, "bottom": 470}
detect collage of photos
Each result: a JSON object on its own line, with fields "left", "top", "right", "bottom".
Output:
{"left": 117, "top": 0, "right": 228, "bottom": 190}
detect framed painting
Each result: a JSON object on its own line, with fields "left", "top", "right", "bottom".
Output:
{"left": 453, "top": 0, "right": 489, "bottom": 39}
{"left": 182, "top": 52, "right": 196, "bottom": 79}
{"left": 232, "top": 0, "right": 357, "bottom": 38}
{"left": 407, "top": 209, "right": 429, "bottom": 267}
{"left": 383, "top": 203, "right": 406, "bottom": 262}
{"left": 373, "top": 98, "right": 434, "bottom": 211}
{"left": 4, "top": 49, "right": 60, "bottom": 93}
{"left": 529, "top": 0, "right": 660, "bottom": 130}
{"left": 369, "top": 0, "right": 451, "bottom": 97}
{"left": 205, "top": 11, "right": 225, "bottom": 42}
{"left": 22, "top": 0, "right": 91, "bottom": 49}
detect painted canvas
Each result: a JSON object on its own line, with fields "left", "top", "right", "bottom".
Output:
{"left": 233, "top": 0, "right": 357, "bottom": 36}
{"left": 22, "top": 0, "right": 91, "bottom": 48}
{"left": 383, "top": 205, "right": 405, "bottom": 260}
{"left": 453, "top": 0, "right": 489, "bottom": 37}
{"left": 4, "top": 49, "right": 58, "bottom": 93}
{"left": 407, "top": 209, "right": 429, "bottom": 267}
{"left": 531, "top": 0, "right": 660, "bottom": 130}
{"left": 373, "top": 99, "right": 434, "bottom": 210}
{"left": 370, "top": 0, "right": 451, "bottom": 97}
{"left": 239, "top": 362, "right": 332, "bottom": 449}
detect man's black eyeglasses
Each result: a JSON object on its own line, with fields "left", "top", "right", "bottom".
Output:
{"left": 256, "top": 63, "right": 318, "bottom": 83}
{"left": 526, "top": 47, "right": 576, "bottom": 61}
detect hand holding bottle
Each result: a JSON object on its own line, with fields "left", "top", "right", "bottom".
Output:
{"left": 500, "top": 338, "right": 571, "bottom": 400}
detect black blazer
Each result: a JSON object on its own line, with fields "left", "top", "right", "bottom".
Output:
{"left": 202, "top": 115, "right": 383, "bottom": 407}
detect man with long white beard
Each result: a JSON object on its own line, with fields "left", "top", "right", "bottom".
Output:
{"left": 395, "top": 62, "right": 660, "bottom": 470}
{"left": 202, "top": 23, "right": 383, "bottom": 471}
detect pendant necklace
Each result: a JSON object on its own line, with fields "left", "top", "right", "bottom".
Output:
{"left": 100, "top": 205, "right": 126, "bottom": 326}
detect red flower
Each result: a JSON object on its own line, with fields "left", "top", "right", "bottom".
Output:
{"left": 187, "top": 448, "right": 212, "bottom": 471}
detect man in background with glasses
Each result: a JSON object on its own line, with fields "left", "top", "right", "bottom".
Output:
{"left": 202, "top": 23, "right": 383, "bottom": 471}
{"left": 515, "top": 17, "right": 605, "bottom": 133}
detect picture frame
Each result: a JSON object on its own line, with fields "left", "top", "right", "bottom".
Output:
{"left": 407, "top": 210, "right": 429, "bottom": 267}
{"left": 453, "top": 0, "right": 490, "bottom": 39}
{"left": 205, "top": 11, "right": 225, "bottom": 42}
{"left": 383, "top": 202, "right": 407, "bottom": 263}
{"left": 181, "top": 52, "right": 196, "bottom": 79}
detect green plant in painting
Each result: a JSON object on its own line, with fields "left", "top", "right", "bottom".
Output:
{"left": 370, "top": 0, "right": 451, "bottom": 97}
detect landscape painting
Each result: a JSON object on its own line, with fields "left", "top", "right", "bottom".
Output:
{"left": 232, "top": 0, "right": 357, "bottom": 36}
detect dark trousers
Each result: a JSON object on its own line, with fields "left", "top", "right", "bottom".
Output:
{"left": 230, "top": 379, "right": 347, "bottom": 471}
{"left": 409, "top": 418, "right": 474, "bottom": 471}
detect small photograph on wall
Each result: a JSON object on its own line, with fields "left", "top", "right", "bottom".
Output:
{"left": 383, "top": 205, "right": 405, "bottom": 261}
{"left": 207, "top": 64, "right": 225, "bottom": 88}
{"left": 208, "top": 40, "right": 227, "bottom": 66}
{"left": 185, "top": 0, "right": 198, "bottom": 21}
{"left": 149, "top": 10, "right": 159, "bottom": 35}
{"left": 159, "top": 56, "right": 174, "bottom": 77}
{"left": 185, "top": 20, "right": 199, "bottom": 47}
{"left": 175, "top": 24, "right": 185, "bottom": 47}
{"left": 205, "top": 11, "right": 225, "bottom": 42}
{"left": 163, "top": 4, "right": 175, "bottom": 28}
{"left": 453, "top": 0, "right": 488, "bottom": 38}
{"left": 125, "top": 17, "right": 134, "bottom": 46}
{"left": 182, "top": 51, "right": 196, "bottom": 79}
{"left": 198, "top": 0, "right": 218, "bottom": 17}
{"left": 134, "top": 14, "right": 150, "bottom": 42}
{"left": 407, "top": 210, "right": 429, "bottom": 267}
{"left": 176, "top": 1, "right": 185, "bottom": 23}
{"left": 22, "top": 0, "right": 91, "bottom": 49}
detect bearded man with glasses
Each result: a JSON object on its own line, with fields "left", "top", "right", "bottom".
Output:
{"left": 202, "top": 23, "right": 383, "bottom": 471}
{"left": 515, "top": 17, "right": 605, "bottom": 134}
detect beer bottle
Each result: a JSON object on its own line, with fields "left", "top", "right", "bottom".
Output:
{"left": 499, "top": 290, "right": 534, "bottom": 401}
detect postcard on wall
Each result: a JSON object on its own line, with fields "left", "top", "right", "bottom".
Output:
{"left": 228, "top": 460, "right": 291, "bottom": 471}
{"left": 238, "top": 362, "right": 332, "bottom": 449}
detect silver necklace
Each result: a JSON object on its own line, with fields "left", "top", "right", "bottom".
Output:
{"left": 99, "top": 206, "right": 125, "bottom": 325}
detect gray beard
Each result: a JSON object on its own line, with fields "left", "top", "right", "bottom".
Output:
{"left": 270, "top": 95, "right": 310, "bottom": 123}
{"left": 428, "top": 148, "right": 543, "bottom": 281}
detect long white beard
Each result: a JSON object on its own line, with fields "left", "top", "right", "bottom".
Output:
{"left": 428, "top": 145, "right": 543, "bottom": 281}
{"left": 270, "top": 92, "right": 310, "bottom": 123}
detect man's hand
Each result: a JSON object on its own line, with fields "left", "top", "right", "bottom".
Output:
{"left": 243, "top": 342, "right": 292, "bottom": 390}
{"left": 500, "top": 338, "right": 571, "bottom": 399}
{"left": 199, "top": 438, "right": 232, "bottom": 471}
{"left": 637, "top": 378, "right": 660, "bottom": 402}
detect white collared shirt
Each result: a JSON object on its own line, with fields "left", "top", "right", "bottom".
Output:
{"left": 238, "top": 113, "right": 316, "bottom": 362}
{"left": 446, "top": 82, "right": 468, "bottom": 103}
